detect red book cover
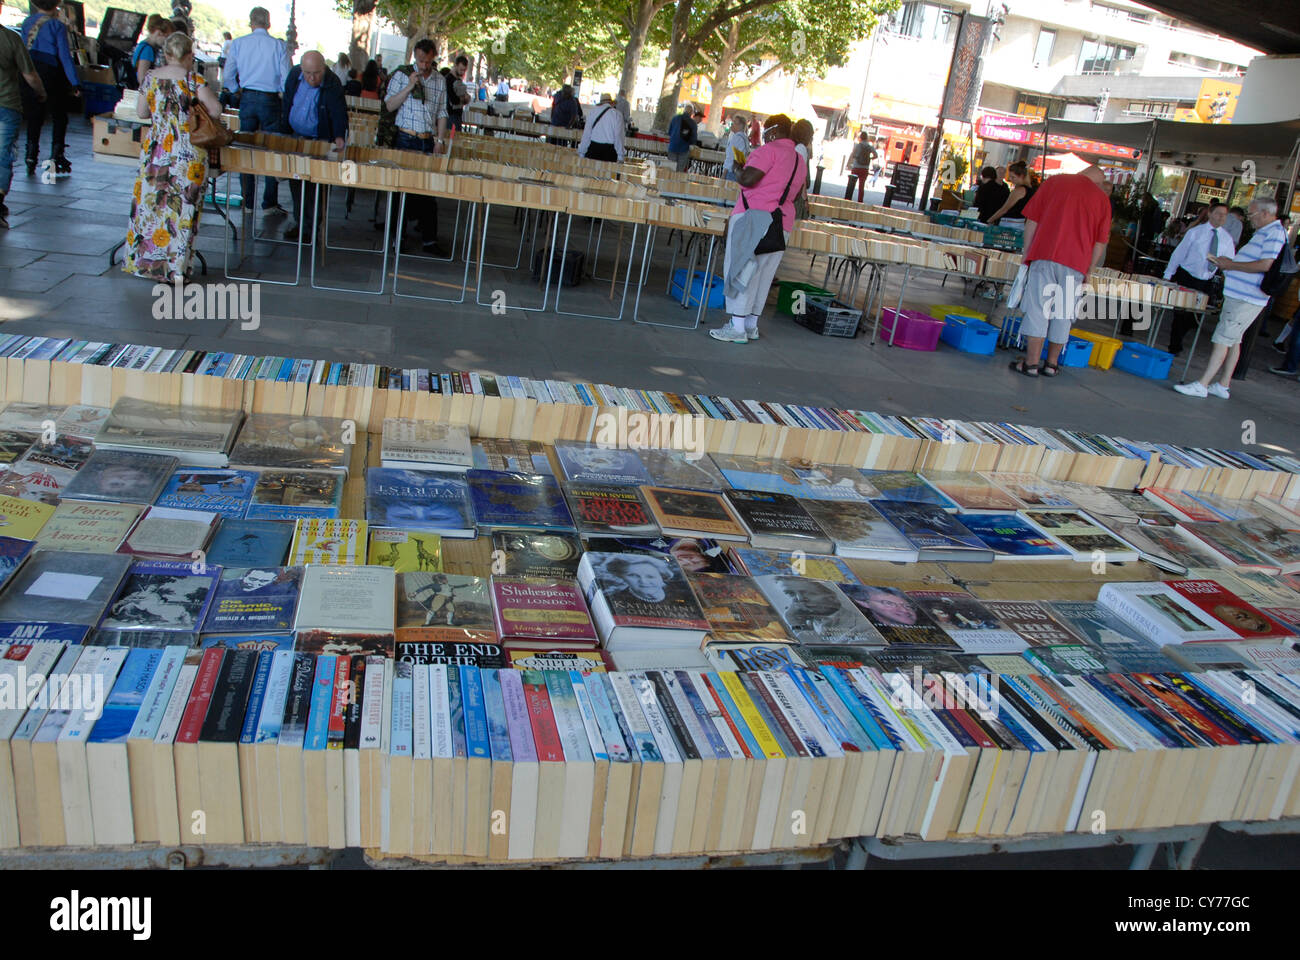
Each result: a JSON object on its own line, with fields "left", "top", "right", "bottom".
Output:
{"left": 701, "top": 674, "right": 754, "bottom": 759}
{"left": 1143, "top": 487, "right": 1222, "bottom": 523}
{"left": 175, "top": 647, "right": 225, "bottom": 744}
{"left": 520, "top": 670, "right": 565, "bottom": 762}
{"left": 947, "top": 705, "right": 998, "bottom": 749}
{"left": 490, "top": 577, "right": 598, "bottom": 646}
{"left": 1165, "top": 579, "right": 1294, "bottom": 641}
{"left": 1129, "top": 673, "right": 1239, "bottom": 747}
{"left": 327, "top": 655, "right": 351, "bottom": 746}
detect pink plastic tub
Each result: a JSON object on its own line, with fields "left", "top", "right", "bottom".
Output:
{"left": 879, "top": 308, "right": 944, "bottom": 350}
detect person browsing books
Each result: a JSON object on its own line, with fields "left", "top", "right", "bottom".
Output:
{"left": 577, "top": 93, "right": 626, "bottom": 163}
{"left": 1162, "top": 202, "right": 1235, "bottom": 355}
{"left": 19, "top": 0, "right": 80, "bottom": 178}
{"left": 712, "top": 113, "right": 807, "bottom": 344}
{"left": 383, "top": 39, "right": 449, "bottom": 255}
{"left": 280, "top": 50, "right": 348, "bottom": 243}
{"left": 223, "top": 6, "right": 292, "bottom": 215}
{"left": 723, "top": 113, "right": 750, "bottom": 183}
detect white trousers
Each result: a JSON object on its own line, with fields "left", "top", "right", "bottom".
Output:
{"left": 723, "top": 224, "right": 789, "bottom": 317}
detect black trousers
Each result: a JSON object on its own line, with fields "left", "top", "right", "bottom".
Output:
{"left": 21, "top": 60, "right": 71, "bottom": 157}
{"left": 1166, "top": 266, "right": 1216, "bottom": 352}
{"left": 392, "top": 132, "right": 438, "bottom": 243}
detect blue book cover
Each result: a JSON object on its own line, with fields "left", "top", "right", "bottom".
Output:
{"left": 459, "top": 665, "right": 491, "bottom": 760}
{"left": 446, "top": 664, "right": 467, "bottom": 758}
{"left": 155, "top": 469, "right": 258, "bottom": 519}
{"left": 201, "top": 632, "right": 296, "bottom": 652}
{"left": 205, "top": 518, "right": 294, "bottom": 567}
{"left": 238, "top": 650, "right": 276, "bottom": 744}
{"left": 870, "top": 500, "right": 991, "bottom": 554}
{"left": 253, "top": 648, "right": 296, "bottom": 743}
{"left": 787, "top": 666, "right": 859, "bottom": 753}
{"left": 818, "top": 666, "right": 893, "bottom": 751}
{"left": 554, "top": 443, "right": 651, "bottom": 486}
{"left": 731, "top": 547, "right": 861, "bottom": 584}
{"left": 244, "top": 470, "right": 344, "bottom": 521}
{"left": 467, "top": 470, "right": 574, "bottom": 530}
{"left": 480, "top": 668, "right": 513, "bottom": 762}
{"left": 582, "top": 671, "right": 631, "bottom": 762}
{"left": 674, "top": 670, "right": 728, "bottom": 759}
{"left": 202, "top": 566, "right": 302, "bottom": 634}
{"left": 87, "top": 648, "right": 165, "bottom": 743}
{"left": 957, "top": 513, "right": 1071, "bottom": 558}
{"left": 861, "top": 470, "right": 958, "bottom": 509}
{"left": 0, "top": 537, "right": 34, "bottom": 592}
{"left": 0, "top": 621, "right": 90, "bottom": 644}
{"left": 568, "top": 670, "right": 606, "bottom": 760}
{"left": 99, "top": 560, "right": 221, "bottom": 633}
{"left": 702, "top": 672, "right": 763, "bottom": 759}
{"left": 304, "top": 654, "right": 337, "bottom": 751}
{"left": 365, "top": 468, "right": 475, "bottom": 534}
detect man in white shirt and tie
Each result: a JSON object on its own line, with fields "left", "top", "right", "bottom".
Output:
{"left": 223, "top": 6, "right": 292, "bottom": 215}
{"left": 1163, "top": 201, "right": 1234, "bottom": 355}
{"left": 577, "top": 93, "right": 625, "bottom": 163}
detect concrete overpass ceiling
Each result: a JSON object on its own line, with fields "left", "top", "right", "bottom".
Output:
{"left": 1137, "top": 0, "right": 1300, "bottom": 55}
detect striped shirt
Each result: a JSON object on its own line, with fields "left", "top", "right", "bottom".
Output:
{"left": 385, "top": 68, "right": 448, "bottom": 135}
{"left": 1223, "top": 219, "right": 1287, "bottom": 306}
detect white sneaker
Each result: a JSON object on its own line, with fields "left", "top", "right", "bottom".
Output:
{"left": 1207, "top": 383, "right": 1230, "bottom": 399}
{"left": 709, "top": 325, "right": 748, "bottom": 344}
{"left": 746, "top": 328, "right": 759, "bottom": 340}
{"left": 1174, "top": 381, "right": 1208, "bottom": 398}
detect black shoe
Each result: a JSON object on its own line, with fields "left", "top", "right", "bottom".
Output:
{"left": 24, "top": 157, "right": 36, "bottom": 176}
{"left": 1274, "top": 340, "right": 1288, "bottom": 354}
{"left": 53, "top": 155, "right": 71, "bottom": 176}
{"left": 283, "top": 225, "right": 315, "bottom": 243}
{"left": 1268, "top": 365, "right": 1297, "bottom": 377}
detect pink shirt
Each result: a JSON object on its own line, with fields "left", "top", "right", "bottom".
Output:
{"left": 731, "top": 138, "right": 806, "bottom": 227}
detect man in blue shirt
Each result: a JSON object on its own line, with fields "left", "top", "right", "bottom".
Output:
{"left": 19, "top": 0, "right": 80, "bottom": 177}
{"left": 281, "top": 51, "right": 347, "bottom": 242}
{"left": 667, "top": 103, "right": 697, "bottom": 173}
{"left": 223, "top": 6, "right": 292, "bottom": 214}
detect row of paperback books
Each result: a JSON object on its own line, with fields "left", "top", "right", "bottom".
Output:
{"left": 5, "top": 639, "right": 1300, "bottom": 858}
{"left": 2, "top": 339, "right": 1294, "bottom": 500}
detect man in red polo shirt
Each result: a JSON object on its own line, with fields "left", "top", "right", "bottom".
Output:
{"left": 1008, "top": 165, "right": 1112, "bottom": 377}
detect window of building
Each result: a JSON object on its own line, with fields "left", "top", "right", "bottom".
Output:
{"left": 1033, "top": 28, "right": 1055, "bottom": 67}
{"left": 1126, "top": 100, "right": 1178, "bottom": 118}
{"left": 1078, "top": 39, "right": 1137, "bottom": 74}
{"left": 889, "top": 2, "right": 956, "bottom": 42}
{"left": 1016, "top": 94, "right": 1065, "bottom": 119}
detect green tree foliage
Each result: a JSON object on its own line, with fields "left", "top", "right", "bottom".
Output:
{"left": 80, "top": 0, "right": 241, "bottom": 44}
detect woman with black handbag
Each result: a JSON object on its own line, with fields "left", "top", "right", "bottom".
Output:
{"left": 711, "top": 114, "right": 807, "bottom": 343}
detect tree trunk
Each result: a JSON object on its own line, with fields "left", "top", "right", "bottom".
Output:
{"left": 619, "top": 0, "right": 657, "bottom": 97}
{"left": 705, "top": 19, "right": 741, "bottom": 136}
{"left": 653, "top": 0, "right": 693, "bottom": 131}
{"left": 349, "top": 10, "right": 374, "bottom": 71}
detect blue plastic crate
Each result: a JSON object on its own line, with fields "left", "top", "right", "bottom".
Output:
{"left": 670, "top": 268, "right": 724, "bottom": 309}
{"left": 996, "top": 313, "right": 1025, "bottom": 350}
{"left": 940, "top": 315, "right": 998, "bottom": 355}
{"left": 1113, "top": 341, "right": 1173, "bottom": 380}
{"left": 1058, "top": 337, "right": 1094, "bottom": 367}
{"left": 81, "top": 81, "right": 121, "bottom": 116}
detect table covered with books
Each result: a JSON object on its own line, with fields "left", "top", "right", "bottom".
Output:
{"left": 1, "top": 344, "right": 1300, "bottom": 866}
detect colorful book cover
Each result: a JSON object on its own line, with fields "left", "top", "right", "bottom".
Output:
{"left": 1020, "top": 509, "right": 1137, "bottom": 560}
{"left": 860, "top": 470, "right": 957, "bottom": 509}
{"left": 155, "top": 469, "right": 258, "bottom": 518}
{"left": 245, "top": 469, "right": 345, "bottom": 521}
{"left": 563, "top": 483, "right": 658, "bottom": 536}
{"left": 915, "top": 472, "right": 1021, "bottom": 513}
{"left": 723, "top": 489, "right": 832, "bottom": 549}
{"left": 394, "top": 627, "right": 505, "bottom": 666}
{"left": 467, "top": 470, "right": 574, "bottom": 530}
{"left": 364, "top": 468, "right": 475, "bottom": 535}
{"left": 956, "top": 513, "right": 1070, "bottom": 559}
{"left": 366, "top": 528, "right": 443, "bottom": 572}
{"left": 491, "top": 576, "right": 599, "bottom": 645}
{"left": 581, "top": 552, "right": 709, "bottom": 632}
{"left": 729, "top": 546, "right": 861, "bottom": 584}
{"left": 201, "top": 632, "right": 296, "bottom": 652}
{"left": 459, "top": 666, "right": 491, "bottom": 760}
{"left": 202, "top": 566, "right": 302, "bottom": 634}
{"left": 688, "top": 572, "right": 788, "bottom": 642}
{"left": 703, "top": 641, "right": 808, "bottom": 672}
{"left": 0, "top": 494, "right": 55, "bottom": 540}
{"left": 1043, "top": 600, "right": 1179, "bottom": 673}
{"left": 980, "top": 472, "right": 1076, "bottom": 508}
{"left": 395, "top": 573, "right": 493, "bottom": 629}
{"left": 798, "top": 498, "right": 918, "bottom": 560}
{"left": 0, "top": 536, "right": 33, "bottom": 591}
{"left": 753, "top": 574, "right": 883, "bottom": 647}
{"left": 480, "top": 669, "right": 513, "bottom": 761}
{"left": 87, "top": 648, "right": 166, "bottom": 743}
{"left": 639, "top": 486, "right": 746, "bottom": 540}
{"left": 870, "top": 500, "right": 992, "bottom": 556}
{"left": 99, "top": 560, "right": 221, "bottom": 634}
{"left": 1165, "top": 579, "right": 1295, "bottom": 641}
{"left": 984, "top": 599, "right": 1084, "bottom": 647}
{"left": 583, "top": 535, "right": 732, "bottom": 574}
{"left": 288, "top": 518, "right": 367, "bottom": 565}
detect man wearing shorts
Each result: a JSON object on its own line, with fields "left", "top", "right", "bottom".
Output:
{"left": 1175, "top": 198, "right": 1287, "bottom": 399}
{"left": 1009, "top": 165, "right": 1111, "bottom": 377}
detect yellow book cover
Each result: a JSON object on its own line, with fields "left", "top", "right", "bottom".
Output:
{"left": 366, "top": 528, "right": 443, "bottom": 573}
{"left": 289, "top": 519, "right": 367, "bottom": 565}
{"left": 718, "top": 672, "right": 785, "bottom": 760}
{"left": 506, "top": 649, "right": 612, "bottom": 672}
{"left": 0, "top": 495, "right": 55, "bottom": 540}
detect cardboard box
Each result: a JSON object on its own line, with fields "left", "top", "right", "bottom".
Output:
{"left": 78, "top": 65, "right": 115, "bottom": 85}
{"left": 92, "top": 114, "right": 145, "bottom": 158}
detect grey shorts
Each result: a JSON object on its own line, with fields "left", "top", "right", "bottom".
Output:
{"left": 1020, "top": 259, "right": 1082, "bottom": 344}
{"left": 1211, "top": 296, "right": 1265, "bottom": 347}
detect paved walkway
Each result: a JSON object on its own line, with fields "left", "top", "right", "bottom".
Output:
{"left": 1, "top": 121, "right": 1296, "bottom": 456}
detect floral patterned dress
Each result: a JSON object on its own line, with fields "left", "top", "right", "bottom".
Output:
{"left": 123, "top": 71, "right": 210, "bottom": 280}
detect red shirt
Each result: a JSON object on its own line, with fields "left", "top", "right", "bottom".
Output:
{"left": 1022, "top": 173, "right": 1112, "bottom": 276}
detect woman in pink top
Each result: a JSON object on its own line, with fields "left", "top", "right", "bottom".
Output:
{"left": 710, "top": 114, "right": 808, "bottom": 343}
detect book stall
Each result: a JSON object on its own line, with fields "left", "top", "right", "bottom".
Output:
{"left": 1, "top": 338, "right": 1300, "bottom": 870}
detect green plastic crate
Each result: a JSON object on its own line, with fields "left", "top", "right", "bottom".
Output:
{"left": 777, "top": 280, "right": 832, "bottom": 315}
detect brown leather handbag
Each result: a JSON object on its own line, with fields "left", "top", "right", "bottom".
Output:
{"left": 189, "top": 100, "right": 235, "bottom": 149}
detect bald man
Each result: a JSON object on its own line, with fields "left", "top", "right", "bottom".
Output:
{"left": 1008, "top": 164, "right": 1112, "bottom": 378}
{"left": 281, "top": 50, "right": 349, "bottom": 241}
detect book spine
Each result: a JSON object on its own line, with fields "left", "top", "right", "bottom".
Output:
{"left": 238, "top": 651, "right": 275, "bottom": 745}
{"left": 174, "top": 648, "right": 224, "bottom": 744}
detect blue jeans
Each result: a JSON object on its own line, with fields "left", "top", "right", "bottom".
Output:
{"left": 724, "top": 169, "right": 738, "bottom": 182}
{"left": 237, "top": 90, "right": 284, "bottom": 209}
{"left": 1281, "top": 319, "right": 1300, "bottom": 373}
{"left": 0, "top": 105, "right": 19, "bottom": 196}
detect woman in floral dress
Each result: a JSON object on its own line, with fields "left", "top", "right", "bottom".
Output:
{"left": 123, "top": 32, "right": 224, "bottom": 281}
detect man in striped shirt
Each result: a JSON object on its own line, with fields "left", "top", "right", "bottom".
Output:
{"left": 1175, "top": 198, "right": 1288, "bottom": 399}
{"left": 384, "top": 38, "right": 448, "bottom": 254}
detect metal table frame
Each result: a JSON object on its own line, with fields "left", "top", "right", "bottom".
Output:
{"left": 474, "top": 202, "right": 561, "bottom": 313}
{"left": 221, "top": 171, "right": 306, "bottom": 286}
{"left": 631, "top": 224, "right": 719, "bottom": 329}
{"left": 391, "top": 194, "right": 478, "bottom": 304}
{"left": 310, "top": 182, "right": 392, "bottom": 295}
{"left": 553, "top": 213, "right": 641, "bottom": 322}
